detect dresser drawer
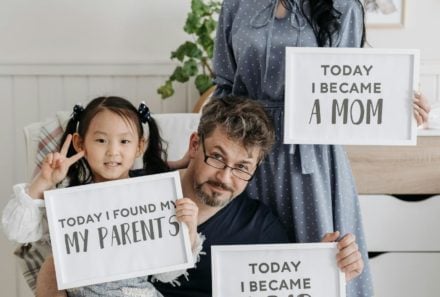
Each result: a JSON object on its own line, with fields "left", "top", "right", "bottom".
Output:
{"left": 359, "top": 195, "right": 440, "bottom": 251}
{"left": 369, "top": 252, "right": 440, "bottom": 297}
{"left": 345, "top": 136, "right": 440, "bottom": 194}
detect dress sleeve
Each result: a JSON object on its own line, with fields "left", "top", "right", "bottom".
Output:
{"left": 335, "top": 0, "right": 365, "bottom": 48}
{"left": 2, "top": 183, "right": 46, "bottom": 243}
{"left": 212, "top": 0, "right": 237, "bottom": 97}
{"left": 151, "top": 232, "right": 206, "bottom": 285}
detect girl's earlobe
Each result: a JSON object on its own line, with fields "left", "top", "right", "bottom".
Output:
{"left": 137, "top": 137, "right": 146, "bottom": 158}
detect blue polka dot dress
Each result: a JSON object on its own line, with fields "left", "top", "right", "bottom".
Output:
{"left": 213, "top": 0, "right": 373, "bottom": 296}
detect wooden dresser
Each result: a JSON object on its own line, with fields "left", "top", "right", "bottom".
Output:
{"left": 346, "top": 134, "right": 440, "bottom": 194}
{"left": 345, "top": 132, "right": 440, "bottom": 296}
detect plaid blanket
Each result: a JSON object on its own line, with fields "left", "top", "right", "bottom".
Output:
{"left": 14, "top": 239, "right": 51, "bottom": 293}
{"left": 19, "top": 116, "right": 64, "bottom": 292}
{"left": 33, "top": 116, "right": 65, "bottom": 177}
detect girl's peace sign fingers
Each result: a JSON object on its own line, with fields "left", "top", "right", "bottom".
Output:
{"left": 58, "top": 133, "right": 84, "bottom": 168}
{"left": 60, "top": 134, "right": 73, "bottom": 157}
{"left": 49, "top": 149, "right": 84, "bottom": 185}
{"left": 65, "top": 150, "right": 85, "bottom": 168}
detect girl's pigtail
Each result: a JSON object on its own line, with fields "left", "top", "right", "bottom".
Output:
{"left": 61, "top": 105, "right": 82, "bottom": 156}
{"left": 138, "top": 103, "right": 169, "bottom": 174}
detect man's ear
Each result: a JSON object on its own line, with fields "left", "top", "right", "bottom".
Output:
{"left": 72, "top": 133, "right": 84, "bottom": 153}
{"left": 188, "top": 132, "right": 200, "bottom": 159}
{"left": 137, "top": 137, "right": 146, "bottom": 158}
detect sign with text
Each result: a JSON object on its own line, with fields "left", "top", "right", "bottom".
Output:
{"left": 212, "top": 243, "right": 345, "bottom": 297}
{"left": 45, "top": 171, "right": 193, "bottom": 289}
{"left": 284, "top": 47, "right": 419, "bottom": 145}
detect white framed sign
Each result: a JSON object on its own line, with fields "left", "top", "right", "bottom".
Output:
{"left": 284, "top": 47, "right": 419, "bottom": 145}
{"left": 45, "top": 171, "right": 193, "bottom": 289}
{"left": 212, "top": 243, "right": 345, "bottom": 297}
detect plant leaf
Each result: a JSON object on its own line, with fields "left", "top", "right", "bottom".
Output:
{"left": 171, "top": 47, "right": 185, "bottom": 62}
{"left": 192, "top": 0, "right": 208, "bottom": 16}
{"left": 197, "top": 35, "right": 214, "bottom": 56}
{"left": 171, "top": 66, "right": 190, "bottom": 83}
{"left": 171, "top": 41, "right": 202, "bottom": 61}
{"left": 204, "top": 18, "right": 217, "bottom": 34}
{"left": 183, "top": 59, "right": 199, "bottom": 76}
{"left": 185, "top": 42, "right": 203, "bottom": 59}
{"left": 157, "top": 80, "right": 175, "bottom": 99}
{"left": 195, "top": 74, "right": 214, "bottom": 94}
{"left": 184, "top": 12, "right": 201, "bottom": 34}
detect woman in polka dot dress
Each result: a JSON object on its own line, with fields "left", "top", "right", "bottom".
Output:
{"left": 212, "top": 0, "right": 429, "bottom": 296}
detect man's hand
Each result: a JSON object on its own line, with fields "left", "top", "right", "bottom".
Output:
{"left": 321, "top": 231, "right": 364, "bottom": 281}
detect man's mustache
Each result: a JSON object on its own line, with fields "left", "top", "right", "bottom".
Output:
{"left": 205, "top": 180, "right": 233, "bottom": 192}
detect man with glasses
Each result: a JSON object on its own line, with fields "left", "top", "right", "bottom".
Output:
{"left": 37, "top": 96, "right": 363, "bottom": 297}
{"left": 155, "top": 96, "right": 364, "bottom": 297}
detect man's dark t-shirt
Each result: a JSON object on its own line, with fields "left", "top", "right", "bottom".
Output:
{"left": 155, "top": 193, "right": 289, "bottom": 297}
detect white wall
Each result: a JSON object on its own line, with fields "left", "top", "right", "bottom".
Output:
{"left": 366, "top": 0, "right": 440, "bottom": 103}
{"left": 366, "top": 0, "right": 440, "bottom": 61}
{"left": 0, "top": 0, "right": 439, "bottom": 296}
{"left": 0, "top": 0, "right": 190, "bottom": 63}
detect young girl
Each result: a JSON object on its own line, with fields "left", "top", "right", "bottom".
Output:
{"left": 2, "top": 96, "right": 203, "bottom": 297}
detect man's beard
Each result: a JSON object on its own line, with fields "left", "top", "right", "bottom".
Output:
{"left": 194, "top": 180, "right": 234, "bottom": 208}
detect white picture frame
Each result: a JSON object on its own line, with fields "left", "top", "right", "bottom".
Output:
{"left": 284, "top": 47, "right": 419, "bottom": 145}
{"left": 212, "top": 243, "right": 345, "bottom": 297}
{"left": 45, "top": 171, "right": 193, "bottom": 289}
{"left": 363, "top": 0, "right": 405, "bottom": 28}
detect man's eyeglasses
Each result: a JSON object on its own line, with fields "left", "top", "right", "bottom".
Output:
{"left": 200, "top": 134, "right": 255, "bottom": 181}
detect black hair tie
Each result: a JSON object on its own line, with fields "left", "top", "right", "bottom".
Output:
{"left": 138, "top": 102, "right": 151, "bottom": 124}
{"left": 72, "top": 104, "right": 84, "bottom": 122}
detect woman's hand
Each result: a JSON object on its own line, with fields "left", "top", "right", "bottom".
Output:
{"left": 28, "top": 134, "right": 84, "bottom": 199}
{"left": 175, "top": 198, "right": 199, "bottom": 250}
{"left": 414, "top": 91, "right": 431, "bottom": 127}
{"left": 321, "top": 231, "right": 364, "bottom": 281}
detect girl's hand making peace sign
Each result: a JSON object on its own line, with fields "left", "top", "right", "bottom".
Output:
{"left": 28, "top": 134, "right": 84, "bottom": 199}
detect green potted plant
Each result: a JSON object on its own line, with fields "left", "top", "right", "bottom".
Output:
{"left": 157, "top": 0, "right": 221, "bottom": 100}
